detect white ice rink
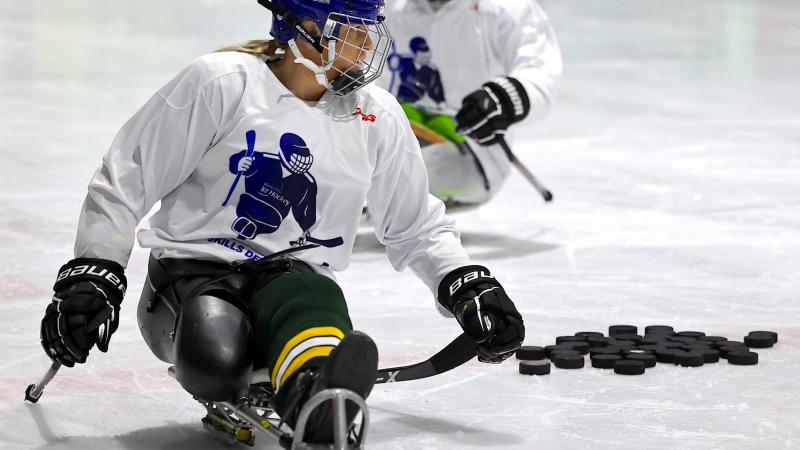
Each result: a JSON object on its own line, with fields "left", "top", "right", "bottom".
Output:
{"left": 1, "top": 0, "right": 799, "bottom": 448}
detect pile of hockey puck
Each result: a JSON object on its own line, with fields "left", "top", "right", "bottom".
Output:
{"left": 517, "top": 325, "right": 778, "bottom": 376}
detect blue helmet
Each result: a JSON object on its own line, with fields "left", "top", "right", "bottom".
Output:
{"left": 259, "top": 0, "right": 385, "bottom": 44}
{"left": 256, "top": 0, "right": 392, "bottom": 96}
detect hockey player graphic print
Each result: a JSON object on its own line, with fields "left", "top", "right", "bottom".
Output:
{"left": 388, "top": 36, "right": 446, "bottom": 109}
{"left": 226, "top": 132, "right": 343, "bottom": 248}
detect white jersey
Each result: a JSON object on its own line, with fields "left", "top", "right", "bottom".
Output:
{"left": 74, "top": 51, "right": 471, "bottom": 292}
{"left": 377, "top": 0, "right": 562, "bottom": 123}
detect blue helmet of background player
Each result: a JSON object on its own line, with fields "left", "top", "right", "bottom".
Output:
{"left": 409, "top": 37, "right": 430, "bottom": 54}
{"left": 279, "top": 133, "right": 314, "bottom": 175}
{"left": 409, "top": 36, "right": 432, "bottom": 65}
{"left": 257, "top": 0, "right": 393, "bottom": 96}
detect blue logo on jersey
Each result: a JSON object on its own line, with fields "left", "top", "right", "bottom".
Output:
{"left": 224, "top": 131, "right": 343, "bottom": 248}
{"left": 387, "top": 36, "right": 446, "bottom": 106}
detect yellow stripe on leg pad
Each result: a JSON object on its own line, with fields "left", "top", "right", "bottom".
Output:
{"left": 278, "top": 345, "right": 336, "bottom": 389}
{"left": 271, "top": 327, "right": 344, "bottom": 387}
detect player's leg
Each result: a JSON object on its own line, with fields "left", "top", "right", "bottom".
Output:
{"left": 137, "top": 258, "right": 254, "bottom": 401}
{"left": 247, "top": 270, "right": 378, "bottom": 443}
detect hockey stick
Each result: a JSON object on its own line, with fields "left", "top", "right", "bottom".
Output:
{"left": 375, "top": 333, "right": 477, "bottom": 384}
{"left": 222, "top": 129, "right": 257, "bottom": 207}
{"left": 26, "top": 333, "right": 474, "bottom": 402}
{"left": 410, "top": 121, "right": 447, "bottom": 146}
{"left": 498, "top": 137, "right": 553, "bottom": 202}
{"left": 24, "top": 361, "right": 61, "bottom": 403}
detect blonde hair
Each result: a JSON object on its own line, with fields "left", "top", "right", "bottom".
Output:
{"left": 215, "top": 39, "right": 286, "bottom": 57}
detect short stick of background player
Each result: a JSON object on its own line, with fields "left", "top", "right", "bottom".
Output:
{"left": 36, "top": 0, "right": 525, "bottom": 445}
{"left": 222, "top": 129, "right": 256, "bottom": 206}
{"left": 380, "top": 0, "right": 562, "bottom": 208}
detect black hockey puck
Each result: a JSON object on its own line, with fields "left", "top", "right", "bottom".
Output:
{"left": 614, "top": 334, "right": 643, "bottom": 344}
{"left": 715, "top": 340, "right": 745, "bottom": 348}
{"left": 559, "top": 341, "right": 590, "bottom": 355}
{"left": 637, "top": 344, "right": 662, "bottom": 352}
{"left": 748, "top": 331, "right": 778, "bottom": 344}
{"left": 675, "top": 351, "right": 704, "bottom": 367}
{"left": 623, "top": 349, "right": 652, "bottom": 355}
{"left": 575, "top": 331, "right": 605, "bottom": 339}
{"left": 610, "top": 341, "right": 638, "bottom": 350}
{"left": 640, "top": 337, "right": 668, "bottom": 346}
{"left": 556, "top": 335, "right": 587, "bottom": 344}
{"left": 614, "top": 360, "right": 646, "bottom": 375}
{"left": 625, "top": 353, "right": 656, "bottom": 368}
{"left": 675, "top": 331, "right": 706, "bottom": 339}
{"left": 655, "top": 348, "right": 681, "bottom": 364}
{"left": 658, "top": 342, "right": 685, "bottom": 350}
{"left": 519, "top": 360, "right": 551, "bottom": 375}
{"left": 727, "top": 351, "right": 758, "bottom": 366}
{"left": 516, "top": 346, "right": 547, "bottom": 361}
{"left": 743, "top": 335, "right": 773, "bottom": 349}
{"left": 644, "top": 325, "right": 674, "bottom": 335}
{"left": 552, "top": 354, "right": 585, "bottom": 369}
{"left": 590, "top": 347, "right": 623, "bottom": 357}
{"left": 719, "top": 345, "right": 749, "bottom": 358}
{"left": 699, "top": 336, "right": 728, "bottom": 344}
{"left": 591, "top": 354, "right": 621, "bottom": 369}
{"left": 668, "top": 336, "right": 700, "bottom": 344}
{"left": 702, "top": 349, "right": 720, "bottom": 363}
{"left": 609, "top": 325, "right": 637, "bottom": 337}
{"left": 587, "top": 336, "right": 613, "bottom": 348}
{"left": 549, "top": 349, "right": 581, "bottom": 358}
{"left": 681, "top": 343, "right": 714, "bottom": 352}
{"left": 544, "top": 344, "right": 572, "bottom": 357}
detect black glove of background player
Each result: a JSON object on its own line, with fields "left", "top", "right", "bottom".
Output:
{"left": 455, "top": 76, "right": 530, "bottom": 146}
{"left": 40, "top": 258, "right": 126, "bottom": 367}
{"left": 438, "top": 265, "right": 524, "bottom": 363}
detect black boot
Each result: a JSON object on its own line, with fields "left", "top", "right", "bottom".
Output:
{"left": 278, "top": 330, "right": 378, "bottom": 444}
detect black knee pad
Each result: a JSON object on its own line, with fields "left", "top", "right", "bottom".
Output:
{"left": 137, "top": 275, "right": 177, "bottom": 364}
{"left": 174, "top": 293, "right": 254, "bottom": 401}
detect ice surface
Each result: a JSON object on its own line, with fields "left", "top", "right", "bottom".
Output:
{"left": 1, "top": 0, "right": 799, "bottom": 448}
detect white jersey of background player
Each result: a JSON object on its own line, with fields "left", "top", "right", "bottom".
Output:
{"left": 37, "top": 0, "right": 525, "bottom": 441}
{"left": 377, "top": 0, "right": 562, "bottom": 206}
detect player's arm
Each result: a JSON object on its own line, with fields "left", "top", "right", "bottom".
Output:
{"left": 456, "top": 0, "right": 563, "bottom": 145}
{"left": 41, "top": 57, "right": 242, "bottom": 367}
{"left": 366, "top": 104, "right": 524, "bottom": 362}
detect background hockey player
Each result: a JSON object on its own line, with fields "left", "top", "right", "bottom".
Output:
{"left": 379, "top": 0, "right": 563, "bottom": 207}
{"left": 37, "top": 0, "right": 525, "bottom": 444}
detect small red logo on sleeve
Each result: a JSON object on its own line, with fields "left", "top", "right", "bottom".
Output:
{"left": 353, "top": 107, "right": 377, "bottom": 122}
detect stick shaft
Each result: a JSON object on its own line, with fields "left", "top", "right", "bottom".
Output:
{"left": 376, "top": 333, "right": 476, "bottom": 384}
{"left": 497, "top": 138, "right": 553, "bottom": 202}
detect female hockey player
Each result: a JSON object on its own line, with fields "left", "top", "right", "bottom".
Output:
{"left": 38, "top": 0, "right": 524, "bottom": 445}
{"left": 379, "top": 0, "right": 562, "bottom": 207}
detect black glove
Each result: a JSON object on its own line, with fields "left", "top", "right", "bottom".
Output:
{"left": 40, "top": 258, "right": 127, "bottom": 367}
{"left": 437, "top": 265, "right": 524, "bottom": 363}
{"left": 455, "top": 77, "right": 530, "bottom": 145}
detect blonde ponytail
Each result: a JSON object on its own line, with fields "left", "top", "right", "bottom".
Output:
{"left": 215, "top": 39, "right": 285, "bottom": 58}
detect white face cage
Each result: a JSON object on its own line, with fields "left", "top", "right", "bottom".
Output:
{"left": 287, "top": 13, "right": 392, "bottom": 97}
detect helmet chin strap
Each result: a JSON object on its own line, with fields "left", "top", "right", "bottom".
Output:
{"left": 287, "top": 38, "right": 338, "bottom": 90}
